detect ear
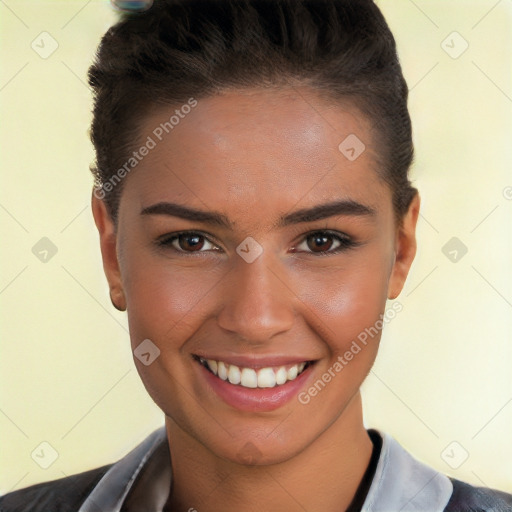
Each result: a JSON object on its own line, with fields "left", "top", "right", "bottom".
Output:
{"left": 387, "top": 193, "right": 420, "bottom": 300}
{"left": 91, "top": 191, "right": 126, "bottom": 311}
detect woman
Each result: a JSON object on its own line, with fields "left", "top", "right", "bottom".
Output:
{"left": 1, "top": 0, "right": 511, "bottom": 510}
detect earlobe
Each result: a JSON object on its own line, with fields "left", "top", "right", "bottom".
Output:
{"left": 109, "top": 287, "right": 127, "bottom": 311}
{"left": 387, "top": 193, "right": 420, "bottom": 300}
{"left": 91, "top": 192, "right": 125, "bottom": 309}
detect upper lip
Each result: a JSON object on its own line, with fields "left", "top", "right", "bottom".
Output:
{"left": 193, "top": 353, "right": 316, "bottom": 369}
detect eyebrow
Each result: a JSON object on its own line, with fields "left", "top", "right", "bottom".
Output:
{"left": 140, "top": 199, "right": 376, "bottom": 228}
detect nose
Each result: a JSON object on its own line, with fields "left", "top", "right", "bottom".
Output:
{"left": 216, "top": 253, "right": 295, "bottom": 344}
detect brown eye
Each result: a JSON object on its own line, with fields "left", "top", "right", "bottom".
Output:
{"left": 177, "top": 233, "right": 205, "bottom": 251}
{"left": 157, "top": 231, "right": 219, "bottom": 253}
{"left": 307, "top": 233, "right": 334, "bottom": 252}
{"left": 293, "top": 230, "right": 356, "bottom": 255}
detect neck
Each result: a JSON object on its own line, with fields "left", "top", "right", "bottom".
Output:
{"left": 164, "top": 392, "right": 373, "bottom": 512}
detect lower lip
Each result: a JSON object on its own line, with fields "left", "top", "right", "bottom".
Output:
{"left": 197, "top": 361, "right": 314, "bottom": 412}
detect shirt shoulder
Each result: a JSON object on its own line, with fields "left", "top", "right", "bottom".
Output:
{"left": 444, "top": 478, "right": 512, "bottom": 512}
{"left": 362, "top": 430, "right": 512, "bottom": 512}
{"left": 0, "top": 465, "right": 112, "bottom": 512}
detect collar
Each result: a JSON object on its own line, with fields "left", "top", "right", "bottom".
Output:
{"left": 361, "top": 431, "right": 452, "bottom": 511}
{"left": 78, "top": 428, "right": 452, "bottom": 512}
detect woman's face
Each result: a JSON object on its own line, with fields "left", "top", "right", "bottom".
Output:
{"left": 93, "top": 87, "right": 418, "bottom": 465}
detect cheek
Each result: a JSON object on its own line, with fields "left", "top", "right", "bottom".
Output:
{"left": 291, "top": 255, "right": 392, "bottom": 411}
{"left": 294, "top": 252, "right": 392, "bottom": 355}
{"left": 121, "top": 251, "right": 226, "bottom": 351}
{"left": 120, "top": 257, "right": 220, "bottom": 416}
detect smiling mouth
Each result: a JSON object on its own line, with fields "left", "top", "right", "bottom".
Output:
{"left": 194, "top": 356, "right": 314, "bottom": 389}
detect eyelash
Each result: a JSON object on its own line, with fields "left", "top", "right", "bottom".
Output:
{"left": 155, "top": 230, "right": 358, "bottom": 256}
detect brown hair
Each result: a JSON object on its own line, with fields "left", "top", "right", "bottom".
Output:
{"left": 88, "top": 0, "right": 416, "bottom": 222}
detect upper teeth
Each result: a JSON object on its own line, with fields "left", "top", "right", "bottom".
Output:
{"left": 199, "top": 358, "right": 307, "bottom": 389}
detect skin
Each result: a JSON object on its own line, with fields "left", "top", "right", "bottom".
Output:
{"left": 92, "top": 87, "right": 419, "bottom": 511}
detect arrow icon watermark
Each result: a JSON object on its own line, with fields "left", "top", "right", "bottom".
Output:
{"left": 236, "top": 236, "right": 263, "bottom": 263}
{"left": 134, "top": 339, "right": 160, "bottom": 366}
{"left": 442, "top": 237, "right": 468, "bottom": 263}
{"left": 31, "top": 237, "right": 58, "bottom": 263}
{"left": 338, "top": 134, "right": 366, "bottom": 161}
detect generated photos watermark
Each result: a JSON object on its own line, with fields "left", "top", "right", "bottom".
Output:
{"left": 93, "top": 98, "right": 198, "bottom": 200}
{"left": 298, "top": 301, "right": 403, "bottom": 405}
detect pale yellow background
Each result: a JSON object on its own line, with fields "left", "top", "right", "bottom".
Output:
{"left": 1, "top": 0, "right": 511, "bottom": 496}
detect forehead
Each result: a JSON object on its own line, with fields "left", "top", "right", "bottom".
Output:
{"left": 122, "top": 87, "right": 390, "bottom": 223}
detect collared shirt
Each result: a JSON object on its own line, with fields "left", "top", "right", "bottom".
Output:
{"left": 77, "top": 428, "right": 453, "bottom": 512}
{"left": 2, "top": 428, "right": 511, "bottom": 511}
